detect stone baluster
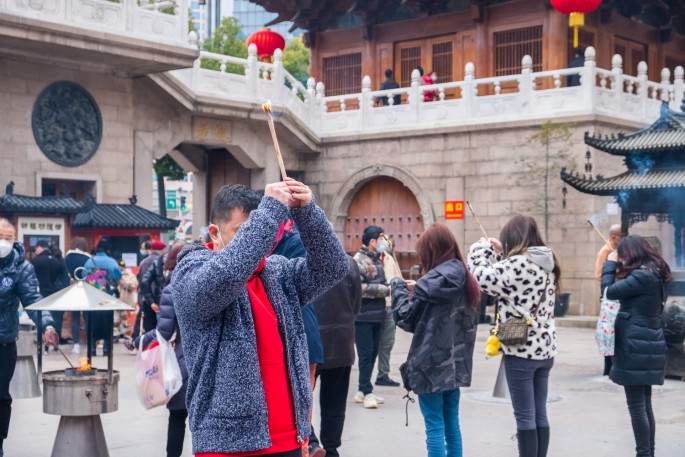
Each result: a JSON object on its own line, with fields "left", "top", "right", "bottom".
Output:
{"left": 306, "top": 77, "right": 316, "bottom": 124}
{"left": 438, "top": 86, "right": 445, "bottom": 101}
{"left": 612, "top": 53, "right": 623, "bottom": 112}
{"left": 178, "top": 0, "right": 189, "bottom": 42}
{"left": 494, "top": 80, "right": 501, "bottom": 95}
{"left": 660, "top": 68, "right": 671, "bottom": 102}
{"left": 637, "top": 61, "right": 648, "bottom": 119}
{"left": 220, "top": 59, "right": 227, "bottom": 73}
{"left": 410, "top": 68, "right": 420, "bottom": 123}
{"left": 464, "top": 62, "right": 475, "bottom": 117}
{"left": 272, "top": 49, "right": 285, "bottom": 106}
{"left": 554, "top": 73, "right": 561, "bottom": 89}
{"left": 361, "top": 75, "right": 371, "bottom": 130}
{"left": 519, "top": 55, "right": 533, "bottom": 114}
{"left": 246, "top": 43, "right": 258, "bottom": 99}
{"left": 674, "top": 66, "right": 684, "bottom": 111}
{"left": 316, "top": 81, "right": 325, "bottom": 113}
{"left": 582, "top": 46, "right": 596, "bottom": 113}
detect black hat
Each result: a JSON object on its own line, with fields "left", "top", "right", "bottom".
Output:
{"left": 96, "top": 238, "right": 112, "bottom": 252}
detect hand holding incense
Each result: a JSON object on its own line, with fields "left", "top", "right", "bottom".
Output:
{"left": 466, "top": 201, "right": 488, "bottom": 239}
{"left": 261, "top": 101, "right": 288, "bottom": 181}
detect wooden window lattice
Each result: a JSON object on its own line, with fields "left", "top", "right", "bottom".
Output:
{"left": 400, "top": 46, "right": 421, "bottom": 87}
{"left": 494, "top": 26, "right": 543, "bottom": 76}
{"left": 323, "top": 53, "right": 362, "bottom": 96}
{"left": 431, "top": 41, "right": 453, "bottom": 83}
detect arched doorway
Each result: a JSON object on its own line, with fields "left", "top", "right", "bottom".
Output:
{"left": 344, "top": 176, "right": 425, "bottom": 277}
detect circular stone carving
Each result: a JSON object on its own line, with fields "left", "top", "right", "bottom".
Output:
{"left": 32, "top": 81, "right": 102, "bottom": 167}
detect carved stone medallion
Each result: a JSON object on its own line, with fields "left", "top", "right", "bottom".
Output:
{"left": 32, "top": 81, "right": 102, "bottom": 167}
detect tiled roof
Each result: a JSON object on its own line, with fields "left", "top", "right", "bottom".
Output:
{"left": 561, "top": 168, "right": 685, "bottom": 196}
{"left": 73, "top": 204, "right": 179, "bottom": 230}
{"left": 0, "top": 194, "right": 85, "bottom": 214}
{"left": 585, "top": 104, "right": 685, "bottom": 155}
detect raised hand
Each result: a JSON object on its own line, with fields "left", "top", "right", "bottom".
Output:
{"left": 265, "top": 181, "right": 294, "bottom": 207}
{"left": 284, "top": 178, "right": 312, "bottom": 208}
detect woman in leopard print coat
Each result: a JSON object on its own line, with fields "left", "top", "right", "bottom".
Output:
{"left": 467, "top": 215, "right": 560, "bottom": 457}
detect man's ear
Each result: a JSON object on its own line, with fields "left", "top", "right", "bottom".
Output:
{"left": 208, "top": 224, "right": 220, "bottom": 242}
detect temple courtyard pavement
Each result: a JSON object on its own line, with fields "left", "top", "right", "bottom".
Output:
{"left": 6, "top": 324, "right": 685, "bottom": 456}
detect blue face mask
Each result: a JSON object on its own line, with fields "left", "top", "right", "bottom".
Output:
{"left": 378, "top": 240, "right": 389, "bottom": 253}
{"left": 139, "top": 249, "right": 146, "bottom": 256}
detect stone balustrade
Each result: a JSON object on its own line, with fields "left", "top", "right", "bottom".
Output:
{"left": 169, "top": 45, "right": 685, "bottom": 139}
{"left": 0, "top": 0, "right": 190, "bottom": 46}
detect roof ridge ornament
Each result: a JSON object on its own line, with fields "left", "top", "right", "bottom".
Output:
{"left": 5, "top": 181, "right": 14, "bottom": 195}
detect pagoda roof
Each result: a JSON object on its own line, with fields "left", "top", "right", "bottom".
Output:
{"left": 0, "top": 193, "right": 85, "bottom": 215}
{"left": 585, "top": 103, "right": 685, "bottom": 155}
{"left": 560, "top": 168, "right": 685, "bottom": 196}
{"left": 73, "top": 204, "right": 178, "bottom": 230}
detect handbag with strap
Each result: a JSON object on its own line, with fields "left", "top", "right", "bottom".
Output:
{"left": 492, "top": 276, "right": 550, "bottom": 346}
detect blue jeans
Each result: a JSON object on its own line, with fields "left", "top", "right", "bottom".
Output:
{"left": 503, "top": 355, "right": 554, "bottom": 430}
{"left": 418, "top": 389, "right": 462, "bottom": 457}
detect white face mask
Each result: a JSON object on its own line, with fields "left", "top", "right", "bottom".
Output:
{"left": 431, "top": 75, "right": 438, "bottom": 82}
{"left": 0, "top": 240, "right": 13, "bottom": 259}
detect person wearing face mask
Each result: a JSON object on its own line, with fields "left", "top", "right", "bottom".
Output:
{"left": 352, "top": 225, "right": 390, "bottom": 409}
{"left": 0, "top": 218, "right": 59, "bottom": 457}
{"left": 374, "top": 235, "right": 402, "bottom": 387}
{"left": 418, "top": 66, "right": 438, "bottom": 102}
{"left": 172, "top": 180, "right": 349, "bottom": 457}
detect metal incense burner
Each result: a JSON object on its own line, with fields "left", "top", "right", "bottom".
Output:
{"left": 26, "top": 268, "right": 133, "bottom": 457}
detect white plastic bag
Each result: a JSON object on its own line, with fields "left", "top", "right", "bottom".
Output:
{"left": 595, "top": 289, "right": 620, "bottom": 356}
{"left": 135, "top": 330, "right": 183, "bottom": 409}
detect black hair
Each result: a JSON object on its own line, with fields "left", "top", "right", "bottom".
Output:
{"left": 36, "top": 239, "right": 50, "bottom": 248}
{"left": 362, "top": 225, "right": 384, "bottom": 246}
{"left": 385, "top": 69, "right": 393, "bottom": 78}
{"left": 143, "top": 240, "right": 151, "bottom": 250}
{"left": 416, "top": 66, "right": 424, "bottom": 76}
{"left": 211, "top": 184, "right": 261, "bottom": 226}
{"left": 576, "top": 48, "right": 585, "bottom": 58}
{"left": 96, "top": 238, "right": 112, "bottom": 253}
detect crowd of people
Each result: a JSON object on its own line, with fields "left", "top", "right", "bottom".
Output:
{"left": 0, "top": 176, "right": 672, "bottom": 457}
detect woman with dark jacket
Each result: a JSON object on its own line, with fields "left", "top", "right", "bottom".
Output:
{"left": 136, "top": 241, "right": 188, "bottom": 457}
{"left": 601, "top": 235, "right": 670, "bottom": 457}
{"left": 391, "top": 224, "right": 480, "bottom": 457}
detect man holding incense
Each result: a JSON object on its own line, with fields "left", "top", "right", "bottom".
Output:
{"left": 172, "top": 180, "right": 348, "bottom": 456}
{"left": 595, "top": 223, "right": 621, "bottom": 376}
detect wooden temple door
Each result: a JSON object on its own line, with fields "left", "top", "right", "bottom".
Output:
{"left": 343, "top": 176, "right": 425, "bottom": 278}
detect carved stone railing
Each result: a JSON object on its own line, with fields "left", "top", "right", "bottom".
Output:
{"left": 0, "top": 0, "right": 190, "bottom": 46}
{"left": 166, "top": 46, "right": 685, "bottom": 139}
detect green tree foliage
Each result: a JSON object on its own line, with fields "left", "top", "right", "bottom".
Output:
{"left": 283, "top": 36, "right": 310, "bottom": 86}
{"left": 201, "top": 17, "right": 248, "bottom": 74}
{"left": 153, "top": 155, "right": 186, "bottom": 217}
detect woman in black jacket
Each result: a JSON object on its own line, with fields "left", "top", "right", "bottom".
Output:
{"left": 136, "top": 242, "right": 188, "bottom": 457}
{"left": 391, "top": 224, "right": 480, "bottom": 457}
{"left": 601, "top": 235, "right": 670, "bottom": 457}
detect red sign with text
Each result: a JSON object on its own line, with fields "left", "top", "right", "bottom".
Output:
{"left": 444, "top": 201, "right": 464, "bottom": 220}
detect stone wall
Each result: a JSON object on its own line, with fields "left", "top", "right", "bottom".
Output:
{"left": 312, "top": 119, "right": 669, "bottom": 316}
{"left": 0, "top": 55, "right": 135, "bottom": 203}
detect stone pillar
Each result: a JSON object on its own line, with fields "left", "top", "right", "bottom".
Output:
{"left": 192, "top": 170, "right": 208, "bottom": 240}
{"left": 134, "top": 131, "right": 155, "bottom": 210}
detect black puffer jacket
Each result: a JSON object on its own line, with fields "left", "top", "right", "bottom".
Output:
{"left": 0, "top": 242, "right": 54, "bottom": 343}
{"left": 601, "top": 260, "right": 667, "bottom": 386}
{"left": 312, "top": 255, "right": 362, "bottom": 369}
{"left": 391, "top": 259, "right": 478, "bottom": 395}
{"left": 137, "top": 282, "right": 188, "bottom": 410}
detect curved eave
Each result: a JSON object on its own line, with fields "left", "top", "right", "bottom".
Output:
{"left": 560, "top": 169, "right": 685, "bottom": 197}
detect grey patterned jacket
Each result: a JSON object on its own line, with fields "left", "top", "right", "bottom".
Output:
{"left": 172, "top": 197, "right": 348, "bottom": 454}
{"left": 391, "top": 259, "right": 478, "bottom": 395}
{"left": 354, "top": 245, "right": 389, "bottom": 323}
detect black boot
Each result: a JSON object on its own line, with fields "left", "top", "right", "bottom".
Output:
{"left": 537, "top": 427, "right": 550, "bottom": 457}
{"left": 517, "top": 429, "right": 538, "bottom": 457}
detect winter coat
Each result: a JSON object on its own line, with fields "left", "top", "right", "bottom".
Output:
{"left": 32, "top": 249, "right": 65, "bottom": 297}
{"left": 65, "top": 249, "right": 90, "bottom": 280}
{"left": 172, "top": 197, "right": 348, "bottom": 454}
{"left": 601, "top": 261, "right": 667, "bottom": 386}
{"left": 468, "top": 242, "right": 557, "bottom": 360}
{"left": 391, "top": 259, "right": 478, "bottom": 395}
{"left": 139, "top": 253, "right": 163, "bottom": 305}
{"left": 0, "top": 242, "right": 54, "bottom": 343}
{"left": 353, "top": 245, "right": 389, "bottom": 323}
{"left": 312, "top": 255, "right": 362, "bottom": 369}
{"left": 137, "top": 282, "right": 187, "bottom": 410}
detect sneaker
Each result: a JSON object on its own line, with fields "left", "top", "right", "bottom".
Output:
{"left": 71, "top": 343, "right": 81, "bottom": 355}
{"left": 375, "top": 375, "right": 400, "bottom": 387}
{"left": 373, "top": 393, "right": 384, "bottom": 404}
{"left": 354, "top": 391, "right": 364, "bottom": 403}
{"left": 363, "top": 393, "right": 378, "bottom": 409}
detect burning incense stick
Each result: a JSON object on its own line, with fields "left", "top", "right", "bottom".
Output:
{"left": 55, "top": 345, "right": 75, "bottom": 369}
{"left": 466, "top": 201, "right": 488, "bottom": 239}
{"left": 261, "top": 101, "right": 288, "bottom": 181}
{"left": 586, "top": 219, "right": 614, "bottom": 251}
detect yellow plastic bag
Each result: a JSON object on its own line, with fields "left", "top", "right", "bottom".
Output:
{"left": 485, "top": 333, "right": 501, "bottom": 357}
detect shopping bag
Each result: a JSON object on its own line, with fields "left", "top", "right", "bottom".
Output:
{"left": 595, "top": 289, "right": 620, "bottom": 356}
{"left": 135, "top": 330, "right": 183, "bottom": 409}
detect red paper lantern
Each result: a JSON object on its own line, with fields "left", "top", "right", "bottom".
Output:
{"left": 551, "top": 0, "right": 602, "bottom": 48}
{"left": 246, "top": 29, "right": 286, "bottom": 62}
